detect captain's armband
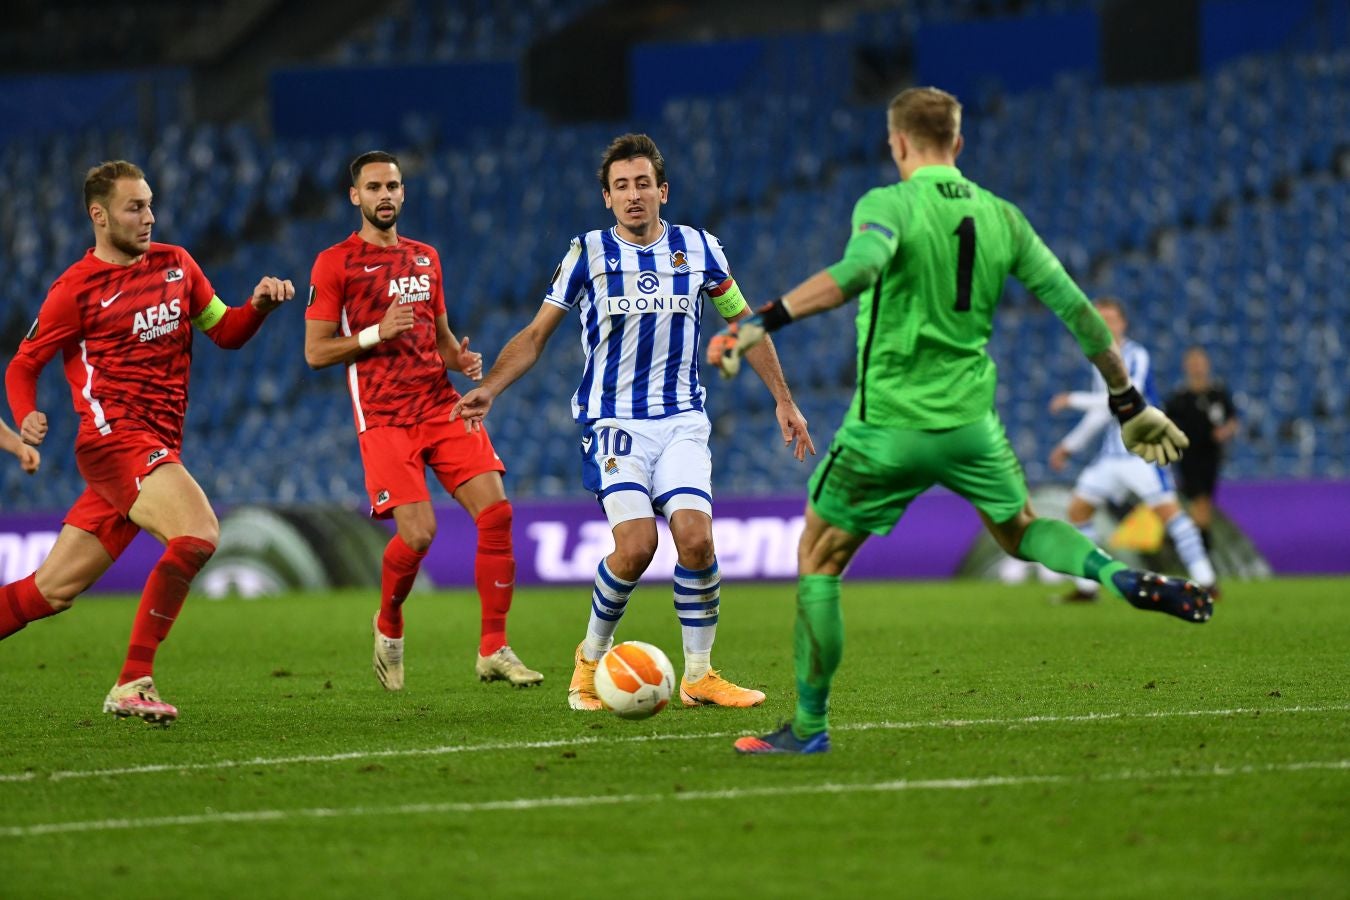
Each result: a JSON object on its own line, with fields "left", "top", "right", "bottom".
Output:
{"left": 190, "top": 296, "right": 228, "bottom": 332}
{"left": 707, "top": 279, "right": 749, "bottom": 318}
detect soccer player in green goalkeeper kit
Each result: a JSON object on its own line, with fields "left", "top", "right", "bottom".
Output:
{"left": 709, "top": 87, "right": 1212, "bottom": 755}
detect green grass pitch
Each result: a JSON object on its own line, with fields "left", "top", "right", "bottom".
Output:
{"left": 1, "top": 578, "right": 1346, "bottom": 898}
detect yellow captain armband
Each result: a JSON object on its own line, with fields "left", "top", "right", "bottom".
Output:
{"left": 708, "top": 279, "right": 748, "bottom": 318}
{"left": 190, "top": 296, "right": 228, "bottom": 332}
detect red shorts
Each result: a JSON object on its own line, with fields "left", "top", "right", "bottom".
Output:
{"left": 63, "top": 489, "right": 141, "bottom": 559}
{"left": 358, "top": 418, "right": 505, "bottom": 518}
{"left": 68, "top": 429, "right": 181, "bottom": 558}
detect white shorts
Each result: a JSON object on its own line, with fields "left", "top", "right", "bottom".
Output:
{"left": 580, "top": 411, "right": 713, "bottom": 527}
{"left": 1074, "top": 455, "right": 1176, "bottom": 508}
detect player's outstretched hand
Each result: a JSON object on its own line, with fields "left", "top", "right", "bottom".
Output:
{"left": 706, "top": 323, "right": 741, "bottom": 379}
{"left": 455, "top": 336, "right": 484, "bottom": 381}
{"left": 20, "top": 411, "right": 47, "bottom": 447}
{"left": 380, "top": 300, "right": 416, "bottom": 341}
{"left": 449, "top": 386, "right": 494, "bottom": 433}
{"left": 1121, "top": 406, "right": 1190, "bottom": 465}
{"left": 16, "top": 443, "right": 39, "bottom": 474}
{"left": 251, "top": 276, "right": 296, "bottom": 312}
{"left": 776, "top": 400, "right": 816, "bottom": 462}
{"left": 1049, "top": 445, "right": 1071, "bottom": 472}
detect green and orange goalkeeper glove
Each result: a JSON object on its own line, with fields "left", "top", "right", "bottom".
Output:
{"left": 706, "top": 299, "right": 793, "bottom": 379}
{"left": 1110, "top": 385, "right": 1190, "bottom": 464}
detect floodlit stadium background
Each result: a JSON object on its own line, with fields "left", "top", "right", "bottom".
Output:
{"left": 1, "top": 0, "right": 1346, "bottom": 589}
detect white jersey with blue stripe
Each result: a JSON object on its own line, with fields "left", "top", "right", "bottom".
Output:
{"left": 543, "top": 220, "right": 731, "bottom": 423}
{"left": 1060, "top": 339, "right": 1160, "bottom": 462}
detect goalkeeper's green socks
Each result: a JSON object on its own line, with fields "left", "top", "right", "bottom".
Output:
{"left": 792, "top": 574, "right": 844, "bottom": 738}
{"left": 1016, "top": 517, "right": 1128, "bottom": 599}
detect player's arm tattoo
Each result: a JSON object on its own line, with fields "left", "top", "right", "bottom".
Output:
{"left": 1088, "top": 347, "right": 1131, "bottom": 393}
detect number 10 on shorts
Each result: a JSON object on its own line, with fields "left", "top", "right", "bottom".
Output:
{"left": 597, "top": 427, "right": 632, "bottom": 457}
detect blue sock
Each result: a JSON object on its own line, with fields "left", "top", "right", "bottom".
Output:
{"left": 582, "top": 559, "right": 637, "bottom": 660}
{"left": 1167, "top": 513, "right": 1215, "bottom": 587}
{"left": 674, "top": 559, "right": 720, "bottom": 680}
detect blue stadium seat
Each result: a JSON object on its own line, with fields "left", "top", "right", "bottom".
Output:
{"left": 4, "top": 41, "right": 1349, "bottom": 506}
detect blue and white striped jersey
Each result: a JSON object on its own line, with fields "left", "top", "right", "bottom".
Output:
{"left": 543, "top": 220, "right": 732, "bottom": 423}
{"left": 1060, "top": 339, "right": 1159, "bottom": 461}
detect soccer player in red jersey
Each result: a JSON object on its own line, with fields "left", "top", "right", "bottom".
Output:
{"left": 305, "top": 151, "right": 541, "bottom": 692}
{"left": 0, "top": 160, "right": 294, "bottom": 724}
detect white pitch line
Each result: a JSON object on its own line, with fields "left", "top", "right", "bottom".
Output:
{"left": 2, "top": 759, "right": 1346, "bottom": 838}
{"left": 1, "top": 703, "right": 1346, "bottom": 786}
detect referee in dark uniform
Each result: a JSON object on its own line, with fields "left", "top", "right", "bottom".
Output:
{"left": 1164, "top": 346, "right": 1238, "bottom": 545}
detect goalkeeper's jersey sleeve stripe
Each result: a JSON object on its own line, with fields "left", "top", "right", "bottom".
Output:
{"left": 828, "top": 188, "right": 903, "bottom": 297}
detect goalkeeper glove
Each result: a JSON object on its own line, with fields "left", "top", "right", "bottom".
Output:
{"left": 706, "top": 298, "right": 794, "bottom": 379}
{"left": 706, "top": 322, "right": 742, "bottom": 379}
{"left": 1109, "top": 385, "right": 1190, "bottom": 464}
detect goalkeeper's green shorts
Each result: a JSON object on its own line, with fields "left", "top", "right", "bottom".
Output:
{"left": 807, "top": 409, "right": 1028, "bottom": 536}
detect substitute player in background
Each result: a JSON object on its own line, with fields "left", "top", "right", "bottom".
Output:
{"left": 1, "top": 417, "right": 39, "bottom": 474}
{"left": 452, "top": 133, "right": 814, "bottom": 710}
{"left": 1, "top": 160, "right": 293, "bottom": 723}
{"left": 1165, "top": 346, "right": 1238, "bottom": 545}
{"left": 1049, "top": 299, "right": 1216, "bottom": 599}
{"left": 306, "top": 151, "right": 541, "bottom": 692}
{"left": 716, "top": 88, "right": 1211, "bottom": 755}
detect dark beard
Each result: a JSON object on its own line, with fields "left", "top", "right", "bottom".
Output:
{"left": 109, "top": 230, "right": 149, "bottom": 259}
{"left": 363, "top": 207, "right": 398, "bottom": 231}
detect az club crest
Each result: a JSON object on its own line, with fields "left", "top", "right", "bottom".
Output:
{"left": 377, "top": 489, "right": 390, "bottom": 505}
{"left": 164, "top": 268, "right": 184, "bottom": 282}
{"left": 670, "top": 250, "right": 690, "bottom": 273}
{"left": 414, "top": 255, "right": 431, "bottom": 266}
{"left": 147, "top": 448, "right": 169, "bottom": 466}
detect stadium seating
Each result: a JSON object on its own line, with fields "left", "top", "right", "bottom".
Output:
{"left": 3, "top": 30, "right": 1347, "bottom": 510}
{"left": 333, "top": 0, "right": 607, "bottom": 64}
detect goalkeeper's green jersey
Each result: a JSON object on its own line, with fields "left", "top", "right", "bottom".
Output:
{"left": 825, "top": 164, "right": 1112, "bottom": 431}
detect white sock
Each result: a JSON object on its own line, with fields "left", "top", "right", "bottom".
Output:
{"left": 1074, "top": 521, "right": 1100, "bottom": 595}
{"left": 674, "top": 559, "right": 719, "bottom": 680}
{"left": 1167, "top": 513, "right": 1216, "bottom": 587}
{"left": 582, "top": 559, "right": 637, "bottom": 661}
{"left": 683, "top": 651, "right": 711, "bottom": 682}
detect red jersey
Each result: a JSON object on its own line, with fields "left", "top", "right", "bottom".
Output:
{"left": 307, "top": 234, "right": 459, "bottom": 432}
{"left": 8, "top": 244, "right": 217, "bottom": 449}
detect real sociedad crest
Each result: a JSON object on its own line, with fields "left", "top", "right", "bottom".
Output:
{"left": 670, "top": 250, "right": 690, "bottom": 273}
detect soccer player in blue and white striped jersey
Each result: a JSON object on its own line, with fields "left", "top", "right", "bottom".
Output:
{"left": 452, "top": 133, "right": 814, "bottom": 710}
{"left": 1049, "top": 299, "right": 1216, "bottom": 598}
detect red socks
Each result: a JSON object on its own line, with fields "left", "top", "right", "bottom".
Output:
{"left": 475, "top": 500, "right": 515, "bottom": 656}
{"left": 0, "top": 574, "right": 58, "bottom": 639}
{"left": 378, "top": 533, "right": 426, "bottom": 639}
{"left": 119, "top": 536, "right": 215, "bottom": 685}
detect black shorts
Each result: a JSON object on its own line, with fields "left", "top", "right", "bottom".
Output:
{"left": 1177, "top": 454, "right": 1220, "bottom": 499}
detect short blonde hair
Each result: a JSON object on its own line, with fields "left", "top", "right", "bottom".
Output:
{"left": 83, "top": 160, "right": 145, "bottom": 211}
{"left": 887, "top": 87, "right": 962, "bottom": 152}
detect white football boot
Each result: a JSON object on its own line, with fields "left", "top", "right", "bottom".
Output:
{"left": 103, "top": 676, "right": 178, "bottom": 725}
{"left": 475, "top": 645, "right": 544, "bottom": 687}
{"left": 371, "top": 612, "right": 405, "bottom": 691}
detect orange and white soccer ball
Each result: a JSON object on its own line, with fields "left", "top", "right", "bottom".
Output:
{"left": 594, "top": 641, "right": 676, "bottom": 720}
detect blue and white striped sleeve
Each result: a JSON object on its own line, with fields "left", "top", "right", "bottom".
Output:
{"left": 543, "top": 236, "right": 588, "bottom": 310}
{"left": 698, "top": 230, "right": 732, "bottom": 292}
{"left": 1130, "top": 345, "right": 1159, "bottom": 405}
